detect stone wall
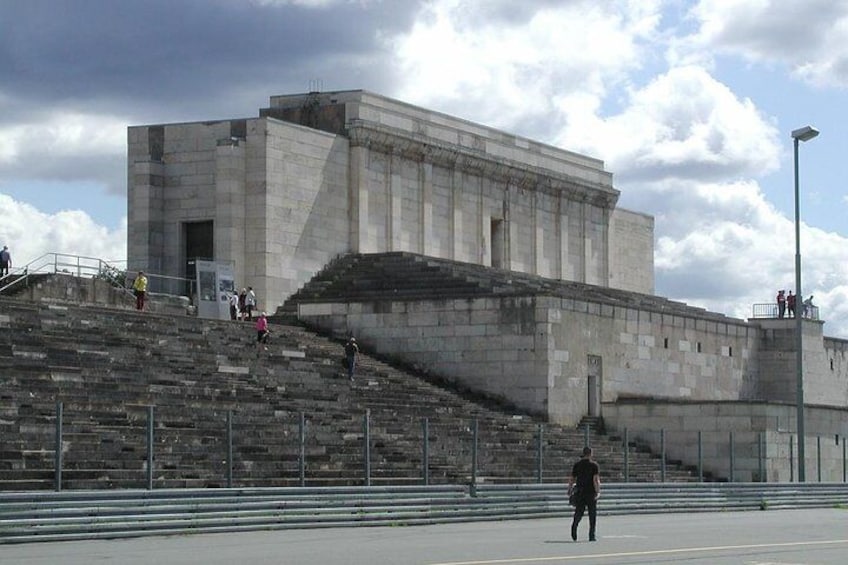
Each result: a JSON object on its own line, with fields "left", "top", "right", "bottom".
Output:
{"left": 128, "top": 118, "right": 349, "bottom": 313}
{"left": 298, "top": 294, "right": 759, "bottom": 427}
{"left": 603, "top": 401, "right": 848, "bottom": 482}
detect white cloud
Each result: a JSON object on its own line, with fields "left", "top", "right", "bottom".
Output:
{"left": 0, "top": 194, "right": 126, "bottom": 269}
{"left": 684, "top": 0, "right": 848, "bottom": 88}
{"left": 0, "top": 111, "right": 127, "bottom": 193}
{"left": 557, "top": 65, "right": 781, "bottom": 182}
{"left": 391, "top": 0, "right": 663, "bottom": 136}
{"left": 0, "top": 111, "right": 126, "bottom": 164}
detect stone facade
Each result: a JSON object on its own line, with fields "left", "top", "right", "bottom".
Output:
{"left": 128, "top": 90, "right": 653, "bottom": 311}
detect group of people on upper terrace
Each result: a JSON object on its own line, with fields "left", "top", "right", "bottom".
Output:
{"left": 776, "top": 289, "right": 814, "bottom": 319}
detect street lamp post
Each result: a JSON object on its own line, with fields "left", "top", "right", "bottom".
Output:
{"left": 791, "top": 125, "right": 819, "bottom": 482}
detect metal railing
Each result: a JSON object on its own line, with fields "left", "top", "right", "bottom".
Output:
{"left": 0, "top": 252, "right": 195, "bottom": 300}
{"left": 751, "top": 302, "right": 819, "bottom": 320}
{"left": 21, "top": 403, "right": 848, "bottom": 492}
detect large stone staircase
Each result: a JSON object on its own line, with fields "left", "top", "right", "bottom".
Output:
{"left": 1, "top": 293, "right": 702, "bottom": 492}
{"left": 281, "top": 252, "right": 741, "bottom": 323}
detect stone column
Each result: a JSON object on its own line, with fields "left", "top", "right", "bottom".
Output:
{"left": 214, "top": 140, "right": 246, "bottom": 281}
{"left": 450, "top": 168, "right": 460, "bottom": 260}
{"left": 533, "top": 190, "right": 543, "bottom": 276}
{"left": 557, "top": 193, "right": 568, "bottom": 280}
{"left": 420, "top": 160, "right": 433, "bottom": 256}
{"left": 388, "top": 150, "right": 402, "bottom": 252}
{"left": 348, "top": 144, "right": 369, "bottom": 252}
{"left": 128, "top": 159, "right": 165, "bottom": 273}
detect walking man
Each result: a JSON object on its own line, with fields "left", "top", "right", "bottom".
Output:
{"left": 0, "top": 245, "right": 11, "bottom": 277}
{"left": 568, "top": 446, "right": 601, "bottom": 542}
{"left": 344, "top": 337, "right": 359, "bottom": 382}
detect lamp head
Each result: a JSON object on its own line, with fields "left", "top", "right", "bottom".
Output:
{"left": 791, "top": 125, "right": 819, "bottom": 142}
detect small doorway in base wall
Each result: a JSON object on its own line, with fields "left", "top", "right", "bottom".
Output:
{"left": 587, "top": 355, "right": 602, "bottom": 417}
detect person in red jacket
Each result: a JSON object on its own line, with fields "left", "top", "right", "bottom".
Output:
{"left": 787, "top": 291, "right": 796, "bottom": 318}
{"left": 776, "top": 290, "right": 786, "bottom": 318}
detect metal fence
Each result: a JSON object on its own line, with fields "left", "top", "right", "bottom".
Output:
{"left": 34, "top": 402, "right": 848, "bottom": 492}
{"left": 751, "top": 302, "right": 820, "bottom": 320}
{"left": 0, "top": 252, "right": 195, "bottom": 300}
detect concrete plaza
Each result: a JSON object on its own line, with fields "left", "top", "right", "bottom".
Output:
{"left": 4, "top": 508, "right": 847, "bottom": 564}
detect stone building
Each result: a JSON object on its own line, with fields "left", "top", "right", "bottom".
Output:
{"left": 128, "top": 91, "right": 848, "bottom": 482}
{"left": 127, "top": 90, "right": 653, "bottom": 310}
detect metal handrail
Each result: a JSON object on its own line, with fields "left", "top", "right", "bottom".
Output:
{"left": 0, "top": 252, "right": 195, "bottom": 299}
{"left": 751, "top": 303, "right": 819, "bottom": 321}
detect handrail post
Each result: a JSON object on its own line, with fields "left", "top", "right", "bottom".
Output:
{"left": 363, "top": 410, "right": 371, "bottom": 487}
{"left": 299, "top": 412, "right": 306, "bottom": 487}
{"left": 660, "top": 429, "right": 666, "bottom": 483}
{"left": 470, "top": 418, "right": 478, "bottom": 497}
{"left": 422, "top": 417, "right": 429, "bottom": 486}
{"left": 817, "top": 435, "right": 822, "bottom": 483}
{"left": 536, "top": 423, "right": 543, "bottom": 484}
{"left": 698, "top": 430, "right": 703, "bottom": 482}
{"left": 226, "top": 410, "right": 233, "bottom": 488}
{"left": 54, "top": 402, "right": 63, "bottom": 492}
{"left": 623, "top": 428, "right": 629, "bottom": 483}
{"left": 729, "top": 431, "right": 734, "bottom": 482}
{"left": 147, "top": 406, "right": 154, "bottom": 490}
{"left": 790, "top": 435, "right": 795, "bottom": 482}
{"left": 758, "top": 432, "right": 764, "bottom": 483}
{"left": 843, "top": 435, "right": 846, "bottom": 483}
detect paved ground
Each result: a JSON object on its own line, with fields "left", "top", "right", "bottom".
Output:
{"left": 4, "top": 508, "right": 848, "bottom": 564}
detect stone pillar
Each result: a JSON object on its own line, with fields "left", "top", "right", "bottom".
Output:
{"left": 348, "top": 144, "right": 368, "bottom": 252}
{"left": 504, "top": 183, "right": 515, "bottom": 270}
{"left": 557, "top": 194, "right": 568, "bottom": 280}
{"left": 214, "top": 140, "right": 246, "bottom": 281}
{"left": 388, "top": 150, "right": 402, "bottom": 252}
{"left": 420, "top": 160, "right": 433, "bottom": 256}
{"left": 450, "top": 168, "right": 460, "bottom": 260}
{"left": 533, "top": 190, "right": 543, "bottom": 276}
{"left": 128, "top": 159, "right": 165, "bottom": 273}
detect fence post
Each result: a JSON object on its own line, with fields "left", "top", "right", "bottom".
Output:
{"left": 660, "top": 429, "right": 666, "bottom": 483}
{"left": 471, "top": 418, "right": 478, "bottom": 497}
{"left": 147, "top": 406, "right": 154, "bottom": 490}
{"left": 817, "top": 435, "right": 822, "bottom": 483}
{"left": 729, "top": 431, "right": 734, "bottom": 482}
{"left": 623, "top": 428, "right": 629, "bottom": 483}
{"left": 758, "top": 431, "right": 764, "bottom": 483}
{"left": 697, "top": 431, "right": 703, "bottom": 482}
{"left": 363, "top": 410, "right": 371, "bottom": 487}
{"left": 54, "top": 402, "right": 63, "bottom": 492}
{"left": 422, "top": 417, "right": 429, "bottom": 486}
{"left": 790, "top": 435, "right": 795, "bottom": 483}
{"left": 299, "top": 412, "right": 306, "bottom": 487}
{"left": 226, "top": 410, "right": 233, "bottom": 488}
{"left": 843, "top": 435, "right": 846, "bottom": 483}
{"left": 536, "top": 424, "right": 544, "bottom": 484}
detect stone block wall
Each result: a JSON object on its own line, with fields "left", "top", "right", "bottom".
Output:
{"left": 299, "top": 294, "right": 758, "bottom": 427}
{"left": 128, "top": 118, "right": 349, "bottom": 313}
{"left": 603, "top": 401, "right": 848, "bottom": 482}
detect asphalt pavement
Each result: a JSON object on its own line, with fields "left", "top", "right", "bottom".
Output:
{"left": 4, "top": 508, "right": 847, "bottom": 564}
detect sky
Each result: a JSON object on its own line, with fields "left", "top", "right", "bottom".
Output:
{"left": 2, "top": 0, "right": 848, "bottom": 335}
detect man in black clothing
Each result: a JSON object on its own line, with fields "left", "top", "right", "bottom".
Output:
{"left": 568, "top": 446, "right": 600, "bottom": 541}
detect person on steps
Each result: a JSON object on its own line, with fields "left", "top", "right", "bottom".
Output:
{"left": 344, "top": 337, "right": 359, "bottom": 382}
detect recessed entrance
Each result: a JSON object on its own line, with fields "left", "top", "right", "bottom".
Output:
{"left": 587, "top": 355, "right": 602, "bottom": 416}
{"left": 490, "top": 218, "right": 504, "bottom": 269}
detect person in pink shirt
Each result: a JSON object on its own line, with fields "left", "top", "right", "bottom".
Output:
{"left": 256, "top": 312, "right": 269, "bottom": 350}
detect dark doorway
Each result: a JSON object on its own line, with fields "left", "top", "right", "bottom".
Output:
{"left": 587, "top": 355, "right": 602, "bottom": 416}
{"left": 184, "top": 220, "right": 214, "bottom": 295}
